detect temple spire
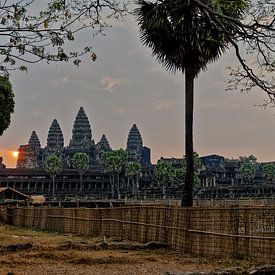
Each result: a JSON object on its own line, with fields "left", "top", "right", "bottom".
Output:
{"left": 69, "top": 107, "right": 92, "bottom": 147}
{"left": 46, "top": 119, "right": 64, "bottom": 150}
{"left": 28, "top": 131, "right": 41, "bottom": 149}
{"left": 126, "top": 124, "right": 143, "bottom": 162}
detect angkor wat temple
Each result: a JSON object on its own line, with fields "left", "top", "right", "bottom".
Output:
{"left": 17, "top": 107, "right": 151, "bottom": 169}
{"left": 0, "top": 108, "right": 275, "bottom": 199}
{"left": 0, "top": 107, "right": 153, "bottom": 198}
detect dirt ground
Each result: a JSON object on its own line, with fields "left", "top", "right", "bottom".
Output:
{"left": 0, "top": 224, "right": 256, "bottom": 275}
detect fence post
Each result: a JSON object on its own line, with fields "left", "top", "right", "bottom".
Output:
{"left": 6, "top": 207, "right": 13, "bottom": 225}
{"left": 184, "top": 209, "right": 192, "bottom": 255}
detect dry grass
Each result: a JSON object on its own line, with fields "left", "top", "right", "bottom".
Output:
{"left": 0, "top": 224, "right": 256, "bottom": 275}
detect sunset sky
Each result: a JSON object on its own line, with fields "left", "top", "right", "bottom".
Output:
{"left": 0, "top": 15, "right": 275, "bottom": 168}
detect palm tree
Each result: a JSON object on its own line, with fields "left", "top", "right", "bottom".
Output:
{"left": 135, "top": 0, "right": 249, "bottom": 206}
{"left": 71, "top": 152, "right": 89, "bottom": 195}
{"left": 45, "top": 155, "right": 62, "bottom": 196}
{"left": 101, "top": 149, "right": 127, "bottom": 199}
{"left": 262, "top": 163, "right": 275, "bottom": 184}
{"left": 238, "top": 155, "right": 257, "bottom": 184}
{"left": 153, "top": 160, "right": 173, "bottom": 198}
{"left": 125, "top": 162, "right": 142, "bottom": 195}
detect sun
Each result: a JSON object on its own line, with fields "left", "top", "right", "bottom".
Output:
{"left": 12, "top": 151, "right": 19, "bottom": 158}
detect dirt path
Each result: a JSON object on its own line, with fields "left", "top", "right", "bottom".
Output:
{"left": 0, "top": 224, "right": 255, "bottom": 275}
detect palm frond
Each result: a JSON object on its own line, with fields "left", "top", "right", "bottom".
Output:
{"left": 135, "top": 0, "right": 248, "bottom": 76}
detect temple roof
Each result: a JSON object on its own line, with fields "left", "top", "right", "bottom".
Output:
{"left": 28, "top": 131, "right": 41, "bottom": 149}
{"left": 46, "top": 119, "right": 64, "bottom": 149}
{"left": 69, "top": 107, "right": 92, "bottom": 147}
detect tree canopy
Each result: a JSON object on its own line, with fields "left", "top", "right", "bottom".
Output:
{"left": 0, "top": 75, "right": 14, "bottom": 136}
{"left": 45, "top": 154, "right": 62, "bottom": 195}
{"left": 238, "top": 155, "right": 257, "bottom": 183}
{"left": 101, "top": 149, "right": 127, "bottom": 174}
{"left": 72, "top": 152, "right": 89, "bottom": 174}
{"left": 45, "top": 154, "right": 62, "bottom": 177}
{"left": 262, "top": 163, "right": 275, "bottom": 183}
{"left": 125, "top": 161, "right": 141, "bottom": 178}
{"left": 136, "top": 0, "right": 249, "bottom": 76}
{"left": 0, "top": 0, "right": 126, "bottom": 74}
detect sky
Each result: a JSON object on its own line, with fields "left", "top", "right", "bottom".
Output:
{"left": 1, "top": 13, "right": 275, "bottom": 168}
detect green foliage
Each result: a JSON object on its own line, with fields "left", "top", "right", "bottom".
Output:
{"left": 101, "top": 149, "right": 127, "bottom": 174}
{"left": 125, "top": 162, "right": 142, "bottom": 178}
{"left": 171, "top": 168, "right": 185, "bottom": 184}
{"left": 45, "top": 155, "right": 62, "bottom": 177}
{"left": 72, "top": 152, "right": 89, "bottom": 174}
{"left": 238, "top": 155, "right": 257, "bottom": 182}
{"left": 153, "top": 160, "right": 173, "bottom": 183}
{"left": 0, "top": 0, "right": 126, "bottom": 74}
{"left": 155, "top": 153, "right": 201, "bottom": 187}
{"left": 0, "top": 75, "right": 14, "bottom": 136}
{"left": 262, "top": 163, "right": 275, "bottom": 182}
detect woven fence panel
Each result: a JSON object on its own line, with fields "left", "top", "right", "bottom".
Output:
{"left": 3, "top": 206, "right": 275, "bottom": 262}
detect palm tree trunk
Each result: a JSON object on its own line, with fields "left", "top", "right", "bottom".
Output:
{"left": 111, "top": 174, "right": 115, "bottom": 198}
{"left": 52, "top": 175, "right": 55, "bottom": 197}
{"left": 132, "top": 178, "right": 134, "bottom": 195}
{"left": 80, "top": 173, "right": 83, "bottom": 195}
{"left": 117, "top": 173, "right": 120, "bottom": 199}
{"left": 181, "top": 67, "right": 195, "bottom": 207}
{"left": 136, "top": 174, "right": 139, "bottom": 192}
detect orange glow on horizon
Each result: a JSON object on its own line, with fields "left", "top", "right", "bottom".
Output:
{"left": 0, "top": 149, "right": 18, "bottom": 168}
{"left": 12, "top": 151, "right": 19, "bottom": 158}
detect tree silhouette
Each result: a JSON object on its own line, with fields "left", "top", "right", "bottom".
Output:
{"left": 72, "top": 152, "right": 89, "bottom": 195}
{"left": 101, "top": 149, "right": 127, "bottom": 199}
{"left": 238, "top": 155, "right": 257, "bottom": 184}
{"left": 0, "top": 75, "right": 14, "bottom": 136}
{"left": 262, "top": 163, "right": 275, "bottom": 184}
{"left": 125, "top": 161, "right": 141, "bottom": 196}
{"left": 153, "top": 160, "right": 173, "bottom": 198}
{"left": 0, "top": 0, "right": 127, "bottom": 74}
{"left": 45, "top": 154, "right": 62, "bottom": 196}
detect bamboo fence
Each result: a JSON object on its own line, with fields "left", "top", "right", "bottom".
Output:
{"left": 1, "top": 206, "right": 275, "bottom": 262}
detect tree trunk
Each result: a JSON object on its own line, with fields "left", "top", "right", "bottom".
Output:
{"left": 80, "top": 173, "right": 83, "bottom": 195}
{"left": 181, "top": 68, "right": 195, "bottom": 207}
{"left": 136, "top": 174, "right": 139, "bottom": 192}
{"left": 117, "top": 173, "right": 120, "bottom": 199}
{"left": 111, "top": 174, "right": 115, "bottom": 198}
{"left": 52, "top": 175, "right": 55, "bottom": 197}
{"left": 132, "top": 178, "right": 135, "bottom": 195}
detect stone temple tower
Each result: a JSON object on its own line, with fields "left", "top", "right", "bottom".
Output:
{"left": 126, "top": 124, "right": 143, "bottom": 162}
{"left": 66, "top": 107, "right": 95, "bottom": 164}
{"left": 69, "top": 107, "right": 93, "bottom": 148}
{"left": 17, "top": 131, "right": 42, "bottom": 168}
{"left": 44, "top": 119, "right": 64, "bottom": 158}
{"left": 28, "top": 131, "right": 41, "bottom": 150}
{"left": 95, "top": 134, "right": 112, "bottom": 160}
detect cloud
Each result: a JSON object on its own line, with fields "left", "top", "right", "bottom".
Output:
{"left": 152, "top": 99, "right": 177, "bottom": 111}
{"left": 101, "top": 76, "right": 123, "bottom": 91}
{"left": 114, "top": 106, "right": 127, "bottom": 115}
